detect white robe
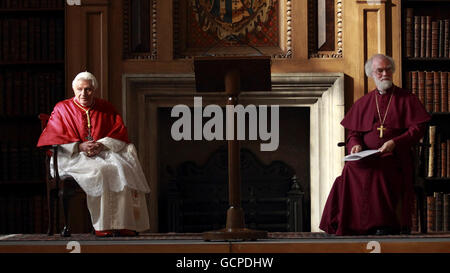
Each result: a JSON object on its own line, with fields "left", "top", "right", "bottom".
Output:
{"left": 51, "top": 137, "right": 150, "bottom": 232}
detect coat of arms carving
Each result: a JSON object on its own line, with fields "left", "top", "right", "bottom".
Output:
{"left": 173, "top": 0, "right": 291, "bottom": 58}
{"left": 191, "top": 0, "right": 275, "bottom": 40}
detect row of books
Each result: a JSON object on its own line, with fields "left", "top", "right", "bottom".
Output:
{"left": 0, "top": 0, "right": 64, "bottom": 9}
{"left": 411, "top": 192, "right": 449, "bottom": 233}
{"left": 406, "top": 71, "right": 449, "bottom": 113}
{"left": 405, "top": 9, "right": 449, "bottom": 58}
{"left": 0, "top": 70, "right": 64, "bottom": 116}
{"left": 427, "top": 192, "right": 449, "bottom": 233}
{"left": 420, "top": 126, "right": 450, "bottom": 179}
{"left": 0, "top": 194, "right": 48, "bottom": 234}
{"left": 0, "top": 142, "right": 45, "bottom": 183}
{"left": 0, "top": 17, "right": 64, "bottom": 62}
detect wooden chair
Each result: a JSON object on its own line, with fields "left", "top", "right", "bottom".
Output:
{"left": 38, "top": 113, "right": 82, "bottom": 237}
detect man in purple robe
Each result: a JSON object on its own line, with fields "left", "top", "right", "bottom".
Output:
{"left": 320, "top": 54, "right": 431, "bottom": 235}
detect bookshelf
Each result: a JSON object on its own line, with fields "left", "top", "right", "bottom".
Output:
{"left": 0, "top": 0, "right": 65, "bottom": 234}
{"left": 402, "top": 0, "right": 450, "bottom": 233}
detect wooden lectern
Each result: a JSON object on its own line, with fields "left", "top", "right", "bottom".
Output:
{"left": 194, "top": 56, "right": 271, "bottom": 241}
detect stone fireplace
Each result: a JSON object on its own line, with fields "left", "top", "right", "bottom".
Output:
{"left": 122, "top": 73, "right": 345, "bottom": 232}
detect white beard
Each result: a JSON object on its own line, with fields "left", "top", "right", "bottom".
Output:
{"left": 374, "top": 78, "right": 392, "bottom": 93}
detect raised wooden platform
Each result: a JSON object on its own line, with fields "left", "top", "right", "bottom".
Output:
{"left": 1, "top": 232, "right": 449, "bottom": 253}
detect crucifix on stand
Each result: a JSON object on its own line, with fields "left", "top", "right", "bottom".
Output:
{"left": 194, "top": 56, "right": 271, "bottom": 241}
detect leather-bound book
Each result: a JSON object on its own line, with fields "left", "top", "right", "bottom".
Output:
{"left": 406, "top": 8, "right": 414, "bottom": 57}
{"left": 441, "top": 72, "right": 448, "bottom": 112}
{"left": 425, "top": 71, "right": 434, "bottom": 112}
{"left": 415, "top": 16, "right": 421, "bottom": 58}
{"left": 432, "top": 21, "right": 439, "bottom": 58}
{"left": 418, "top": 71, "right": 426, "bottom": 106}
{"left": 433, "top": 71, "right": 441, "bottom": 112}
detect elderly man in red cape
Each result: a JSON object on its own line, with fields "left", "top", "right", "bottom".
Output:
{"left": 37, "top": 72, "right": 150, "bottom": 237}
{"left": 320, "top": 54, "right": 431, "bottom": 235}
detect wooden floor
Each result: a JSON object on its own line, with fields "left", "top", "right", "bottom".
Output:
{"left": 1, "top": 233, "right": 450, "bottom": 253}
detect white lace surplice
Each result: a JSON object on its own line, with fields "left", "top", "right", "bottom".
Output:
{"left": 51, "top": 137, "right": 150, "bottom": 197}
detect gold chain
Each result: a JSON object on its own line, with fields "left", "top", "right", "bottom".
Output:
{"left": 375, "top": 92, "right": 393, "bottom": 126}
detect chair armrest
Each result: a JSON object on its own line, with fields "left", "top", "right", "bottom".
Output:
{"left": 416, "top": 142, "right": 431, "bottom": 148}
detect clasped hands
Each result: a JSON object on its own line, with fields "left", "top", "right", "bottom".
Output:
{"left": 350, "top": 139, "right": 395, "bottom": 154}
{"left": 79, "top": 141, "right": 105, "bottom": 157}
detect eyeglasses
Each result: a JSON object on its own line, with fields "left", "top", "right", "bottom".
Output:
{"left": 374, "top": 67, "right": 392, "bottom": 75}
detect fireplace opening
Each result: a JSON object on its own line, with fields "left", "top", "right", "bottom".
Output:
{"left": 157, "top": 106, "right": 310, "bottom": 233}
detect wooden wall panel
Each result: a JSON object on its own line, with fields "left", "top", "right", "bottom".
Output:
{"left": 345, "top": 0, "right": 402, "bottom": 103}
{"left": 66, "top": 1, "right": 109, "bottom": 100}
{"left": 123, "top": 0, "right": 157, "bottom": 60}
{"left": 361, "top": 4, "right": 386, "bottom": 94}
{"left": 66, "top": 6, "right": 83, "bottom": 97}
{"left": 86, "top": 7, "right": 109, "bottom": 99}
{"left": 66, "top": 0, "right": 405, "bottom": 110}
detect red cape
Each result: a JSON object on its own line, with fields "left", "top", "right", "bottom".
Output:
{"left": 37, "top": 97, "right": 129, "bottom": 147}
{"left": 341, "top": 86, "right": 431, "bottom": 132}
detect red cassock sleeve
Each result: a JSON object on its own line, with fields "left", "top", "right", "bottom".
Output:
{"left": 37, "top": 98, "right": 129, "bottom": 147}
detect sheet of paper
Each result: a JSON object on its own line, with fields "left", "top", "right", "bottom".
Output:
{"left": 343, "top": 149, "right": 380, "bottom": 161}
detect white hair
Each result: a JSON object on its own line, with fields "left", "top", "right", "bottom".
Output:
{"left": 72, "top": 71, "right": 98, "bottom": 90}
{"left": 364, "top": 54, "right": 396, "bottom": 78}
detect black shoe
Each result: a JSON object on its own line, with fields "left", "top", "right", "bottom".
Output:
{"left": 374, "top": 228, "right": 391, "bottom": 236}
{"left": 373, "top": 227, "right": 400, "bottom": 236}
{"left": 400, "top": 227, "right": 411, "bottom": 235}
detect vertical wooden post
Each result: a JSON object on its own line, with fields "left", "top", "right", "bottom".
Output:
{"left": 224, "top": 69, "right": 245, "bottom": 230}
{"left": 203, "top": 68, "right": 267, "bottom": 241}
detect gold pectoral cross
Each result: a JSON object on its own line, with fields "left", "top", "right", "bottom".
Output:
{"left": 377, "top": 125, "right": 386, "bottom": 138}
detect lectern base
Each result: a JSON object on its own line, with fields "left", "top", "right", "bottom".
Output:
{"left": 203, "top": 228, "right": 268, "bottom": 241}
